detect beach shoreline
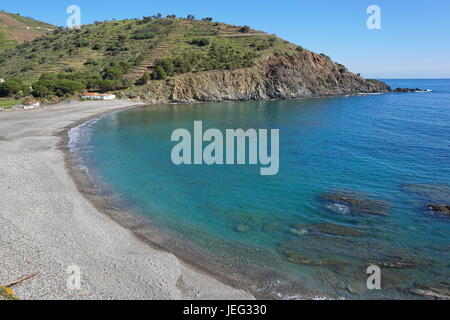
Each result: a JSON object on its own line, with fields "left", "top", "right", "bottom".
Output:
{"left": 0, "top": 100, "right": 254, "bottom": 300}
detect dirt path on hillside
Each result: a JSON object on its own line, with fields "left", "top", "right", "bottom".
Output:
{"left": 0, "top": 13, "right": 27, "bottom": 27}
{"left": 0, "top": 13, "right": 43, "bottom": 43}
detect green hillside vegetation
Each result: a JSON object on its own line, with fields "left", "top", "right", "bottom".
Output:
{"left": 0, "top": 29, "right": 17, "bottom": 51}
{"left": 0, "top": 15, "right": 300, "bottom": 101}
{"left": 0, "top": 11, "right": 54, "bottom": 51}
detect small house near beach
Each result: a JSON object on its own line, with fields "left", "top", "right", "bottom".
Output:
{"left": 81, "top": 93, "right": 116, "bottom": 100}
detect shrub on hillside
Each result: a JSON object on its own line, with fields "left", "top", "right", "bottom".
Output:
{"left": 102, "top": 66, "right": 124, "bottom": 80}
{"left": 153, "top": 66, "right": 167, "bottom": 80}
{"left": 240, "top": 26, "right": 251, "bottom": 33}
{"left": 136, "top": 73, "right": 151, "bottom": 85}
{"left": 189, "top": 38, "right": 210, "bottom": 47}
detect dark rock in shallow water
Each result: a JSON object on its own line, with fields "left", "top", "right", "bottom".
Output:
{"left": 366, "top": 253, "right": 431, "bottom": 270}
{"left": 277, "top": 237, "right": 348, "bottom": 269}
{"left": 234, "top": 224, "right": 250, "bottom": 233}
{"left": 402, "top": 183, "right": 450, "bottom": 202}
{"left": 288, "top": 222, "right": 363, "bottom": 237}
{"left": 427, "top": 204, "right": 450, "bottom": 215}
{"left": 280, "top": 250, "right": 341, "bottom": 267}
{"left": 313, "top": 223, "right": 364, "bottom": 237}
{"left": 263, "top": 223, "right": 281, "bottom": 233}
{"left": 410, "top": 286, "right": 450, "bottom": 300}
{"left": 320, "top": 191, "right": 390, "bottom": 216}
{"left": 378, "top": 260, "right": 416, "bottom": 269}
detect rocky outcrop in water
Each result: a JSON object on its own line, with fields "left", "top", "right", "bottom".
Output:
{"left": 402, "top": 183, "right": 450, "bottom": 203}
{"left": 289, "top": 223, "right": 363, "bottom": 237}
{"left": 139, "top": 51, "right": 391, "bottom": 103}
{"left": 410, "top": 286, "right": 450, "bottom": 300}
{"left": 319, "top": 191, "right": 391, "bottom": 216}
{"left": 393, "top": 88, "right": 430, "bottom": 93}
{"left": 427, "top": 204, "right": 450, "bottom": 215}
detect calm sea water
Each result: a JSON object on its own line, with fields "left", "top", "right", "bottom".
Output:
{"left": 70, "top": 79, "right": 450, "bottom": 299}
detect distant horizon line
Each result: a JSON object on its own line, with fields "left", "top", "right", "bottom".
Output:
{"left": 371, "top": 78, "right": 450, "bottom": 80}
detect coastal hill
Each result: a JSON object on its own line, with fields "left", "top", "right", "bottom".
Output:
{"left": 0, "top": 11, "right": 54, "bottom": 52}
{"left": 0, "top": 14, "right": 390, "bottom": 103}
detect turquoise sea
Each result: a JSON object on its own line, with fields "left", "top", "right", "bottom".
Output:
{"left": 69, "top": 79, "right": 450, "bottom": 299}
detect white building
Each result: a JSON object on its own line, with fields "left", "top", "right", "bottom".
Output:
{"left": 81, "top": 93, "right": 116, "bottom": 100}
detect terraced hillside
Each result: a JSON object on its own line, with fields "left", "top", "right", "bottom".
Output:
{"left": 0, "top": 17, "right": 285, "bottom": 82}
{"left": 0, "top": 11, "right": 54, "bottom": 52}
{"left": 0, "top": 15, "right": 390, "bottom": 103}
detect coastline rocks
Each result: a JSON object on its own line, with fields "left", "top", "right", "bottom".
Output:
{"left": 320, "top": 191, "right": 390, "bottom": 216}
{"left": 144, "top": 51, "right": 391, "bottom": 103}
{"left": 427, "top": 204, "right": 450, "bottom": 215}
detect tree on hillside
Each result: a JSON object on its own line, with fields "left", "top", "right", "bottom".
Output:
{"left": 187, "top": 14, "right": 195, "bottom": 20}
{"left": 240, "top": 26, "right": 251, "bottom": 33}
{"left": 189, "top": 38, "right": 210, "bottom": 47}
{"left": 0, "top": 78, "right": 30, "bottom": 98}
{"left": 136, "top": 73, "right": 151, "bottom": 86}
{"left": 32, "top": 77, "right": 85, "bottom": 98}
{"left": 142, "top": 16, "right": 153, "bottom": 23}
{"left": 154, "top": 66, "right": 167, "bottom": 80}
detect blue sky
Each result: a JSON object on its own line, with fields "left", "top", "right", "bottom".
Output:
{"left": 2, "top": 0, "right": 449, "bottom": 78}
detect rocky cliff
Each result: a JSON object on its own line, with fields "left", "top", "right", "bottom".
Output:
{"left": 137, "top": 50, "right": 390, "bottom": 103}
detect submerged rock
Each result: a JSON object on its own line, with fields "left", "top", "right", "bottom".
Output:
{"left": 367, "top": 254, "right": 427, "bottom": 269}
{"left": 427, "top": 204, "right": 450, "bottom": 215}
{"left": 277, "top": 237, "right": 347, "bottom": 269}
{"left": 234, "top": 224, "right": 250, "bottom": 233}
{"left": 289, "top": 226, "right": 309, "bottom": 236}
{"left": 313, "top": 223, "right": 364, "bottom": 237}
{"left": 378, "top": 260, "right": 416, "bottom": 269}
{"left": 410, "top": 285, "right": 450, "bottom": 300}
{"left": 280, "top": 250, "right": 338, "bottom": 267}
{"left": 263, "top": 223, "right": 280, "bottom": 233}
{"left": 402, "top": 183, "right": 450, "bottom": 203}
{"left": 320, "top": 191, "right": 390, "bottom": 216}
{"left": 288, "top": 222, "right": 363, "bottom": 238}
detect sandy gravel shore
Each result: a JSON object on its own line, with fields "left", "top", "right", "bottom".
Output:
{"left": 0, "top": 100, "right": 253, "bottom": 300}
